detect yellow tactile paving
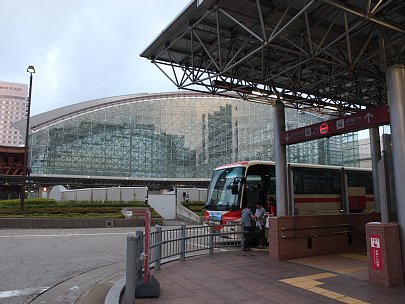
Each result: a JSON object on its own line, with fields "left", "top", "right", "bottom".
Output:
{"left": 299, "top": 272, "right": 337, "bottom": 280}
{"left": 335, "top": 266, "right": 368, "bottom": 274}
{"left": 339, "top": 296, "right": 368, "bottom": 304}
{"left": 288, "top": 253, "right": 369, "bottom": 281}
{"left": 280, "top": 272, "right": 369, "bottom": 304}
{"left": 340, "top": 253, "right": 368, "bottom": 261}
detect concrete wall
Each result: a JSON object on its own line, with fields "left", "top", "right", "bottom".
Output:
{"left": 176, "top": 188, "right": 207, "bottom": 204}
{"left": 77, "top": 189, "right": 92, "bottom": 201}
{"left": 107, "top": 187, "right": 121, "bottom": 201}
{"left": 176, "top": 203, "right": 202, "bottom": 224}
{"left": 0, "top": 218, "right": 163, "bottom": 229}
{"left": 148, "top": 194, "right": 176, "bottom": 220}
{"left": 269, "top": 213, "right": 381, "bottom": 260}
{"left": 49, "top": 186, "right": 147, "bottom": 203}
{"left": 93, "top": 188, "right": 108, "bottom": 202}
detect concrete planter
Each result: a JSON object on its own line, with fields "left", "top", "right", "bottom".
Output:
{"left": 0, "top": 217, "right": 163, "bottom": 229}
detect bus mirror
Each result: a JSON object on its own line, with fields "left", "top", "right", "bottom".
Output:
{"left": 231, "top": 183, "right": 239, "bottom": 195}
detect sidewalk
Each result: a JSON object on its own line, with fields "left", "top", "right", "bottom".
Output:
{"left": 132, "top": 249, "right": 405, "bottom": 304}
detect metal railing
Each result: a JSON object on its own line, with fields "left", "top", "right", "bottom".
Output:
{"left": 125, "top": 223, "right": 243, "bottom": 302}
{"left": 125, "top": 231, "right": 144, "bottom": 304}
{"left": 149, "top": 223, "right": 242, "bottom": 269}
{"left": 280, "top": 224, "right": 352, "bottom": 239}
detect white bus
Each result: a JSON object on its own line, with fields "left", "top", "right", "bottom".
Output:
{"left": 203, "top": 161, "right": 374, "bottom": 228}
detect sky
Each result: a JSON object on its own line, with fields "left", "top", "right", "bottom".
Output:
{"left": 0, "top": 0, "right": 190, "bottom": 115}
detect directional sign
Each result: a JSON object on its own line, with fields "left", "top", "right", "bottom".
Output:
{"left": 319, "top": 123, "right": 329, "bottom": 135}
{"left": 281, "top": 105, "right": 390, "bottom": 145}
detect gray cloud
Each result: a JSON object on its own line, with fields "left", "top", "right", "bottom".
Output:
{"left": 0, "top": 0, "right": 190, "bottom": 115}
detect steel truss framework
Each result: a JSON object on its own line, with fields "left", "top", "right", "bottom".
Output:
{"left": 25, "top": 93, "right": 359, "bottom": 180}
{"left": 141, "top": 0, "right": 405, "bottom": 116}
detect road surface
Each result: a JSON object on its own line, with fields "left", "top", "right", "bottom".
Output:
{"left": 0, "top": 227, "right": 137, "bottom": 304}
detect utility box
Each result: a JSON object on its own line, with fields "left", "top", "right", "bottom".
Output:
{"left": 366, "top": 222, "right": 404, "bottom": 287}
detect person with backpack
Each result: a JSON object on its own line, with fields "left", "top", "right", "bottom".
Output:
{"left": 241, "top": 205, "right": 254, "bottom": 251}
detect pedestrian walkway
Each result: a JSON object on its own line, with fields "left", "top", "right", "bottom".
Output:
{"left": 134, "top": 249, "right": 405, "bottom": 304}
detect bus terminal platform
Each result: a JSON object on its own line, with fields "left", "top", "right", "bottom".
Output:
{"left": 131, "top": 249, "right": 405, "bottom": 304}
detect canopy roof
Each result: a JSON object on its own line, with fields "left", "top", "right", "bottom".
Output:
{"left": 141, "top": 0, "right": 405, "bottom": 116}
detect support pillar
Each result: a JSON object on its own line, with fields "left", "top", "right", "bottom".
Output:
{"left": 386, "top": 64, "right": 405, "bottom": 279}
{"left": 274, "top": 100, "right": 288, "bottom": 216}
{"left": 369, "top": 127, "right": 381, "bottom": 212}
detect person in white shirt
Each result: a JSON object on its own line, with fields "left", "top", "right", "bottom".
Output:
{"left": 241, "top": 205, "right": 254, "bottom": 251}
{"left": 254, "top": 201, "right": 266, "bottom": 248}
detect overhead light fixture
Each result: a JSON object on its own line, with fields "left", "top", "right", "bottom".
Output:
{"left": 324, "top": 105, "right": 339, "bottom": 111}
{"left": 27, "top": 65, "right": 35, "bottom": 73}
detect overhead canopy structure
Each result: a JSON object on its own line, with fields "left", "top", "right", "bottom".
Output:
{"left": 141, "top": 0, "right": 405, "bottom": 116}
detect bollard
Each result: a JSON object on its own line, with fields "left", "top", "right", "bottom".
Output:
{"left": 155, "top": 225, "right": 162, "bottom": 270}
{"left": 125, "top": 235, "right": 137, "bottom": 304}
{"left": 135, "top": 230, "right": 144, "bottom": 283}
{"left": 241, "top": 222, "right": 245, "bottom": 251}
{"left": 144, "top": 211, "right": 150, "bottom": 284}
{"left": 209, "top": 222, "right": 214, "bottom": 255}
{"left": 180, "top": 224, "right": 186, "bottom": 261}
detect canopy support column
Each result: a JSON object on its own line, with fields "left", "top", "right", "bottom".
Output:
{"left": 387, "top": 64, "right": 405, "bottom": 277}
{"left": 274, "top": 100, "right": 288, "bottom": 216}
{"left": 369, "top": 127, "right": 381, "bottom": 212}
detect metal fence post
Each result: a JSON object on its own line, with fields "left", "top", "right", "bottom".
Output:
{"left": 125, "top": 235, "right": 136, "bottom": 304}
{"left": 155, "top": 225, "right": 162, "bottom": 270}
{"left": 209, "top": 223, "right": 214, "bottom": 255}
{"left": 180, "top": 224, "right": 186, "bottom": 261}
{"left": 143, "top": 211, "right": 150, "bottom": 284}
{"left": 136, "top": 230, "right": 144, "bottom": 284}
{"left": 241, "top": 222, "right": 245, "bottom": 251}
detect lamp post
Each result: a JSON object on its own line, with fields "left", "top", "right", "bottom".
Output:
{"left": 20, "top": 65, "right": 35, "bottom": 213}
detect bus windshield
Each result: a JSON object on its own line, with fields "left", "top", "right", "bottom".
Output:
{"left": 205, "top": 166, "right": 245, "bottom": 211}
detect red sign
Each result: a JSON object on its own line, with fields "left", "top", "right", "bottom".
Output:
{"left": 370, "top": 235, "right": 382, "bottom": 270}
{"left": 281, "top": 105, "right": 390, "bottom": 145}
{"left": 319, "top": 123, "right": 329, "bottom": 135}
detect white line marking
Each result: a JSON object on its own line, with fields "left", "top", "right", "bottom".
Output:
{"left": 0, "top": 232, "right": 131, "bottom": 239}
{"left": 0, "top": 287, "right": 49, "bottom": 299}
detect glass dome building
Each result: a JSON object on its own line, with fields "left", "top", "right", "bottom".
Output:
{"left": 20, "top": 92, "right": 359, "bottom": 179}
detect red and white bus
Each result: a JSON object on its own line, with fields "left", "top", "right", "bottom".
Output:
{"left": 203, "top": 161, "right": 374, "bottom": 226}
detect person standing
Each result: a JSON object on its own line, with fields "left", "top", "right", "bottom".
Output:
{"left": 241, "top": 205, "right": 254, "bottom": 251}
{"left": 267, "top": 197, "right": 276, "bottom": 216}
{"left": 255, "top": 201, "right": 266, "bottom": 248}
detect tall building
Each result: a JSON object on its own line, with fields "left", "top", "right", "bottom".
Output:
{"left": 0, "top": 81, "right": 27, "bottom": 147}
{"left": 13, "top": 92, "right": 360, "bottom": 180}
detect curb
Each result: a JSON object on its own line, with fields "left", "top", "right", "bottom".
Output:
{"left": 0, "top": 218, "right": 163, "bottom": 229}
{"left": 104, "top": 249, "right": 236, "bottom": 303}
{"left": 105, "top": 276, "right": 125, "bottom": 304}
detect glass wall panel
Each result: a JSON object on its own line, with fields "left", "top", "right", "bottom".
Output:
{"left": 29, "top": 93, "right": 360, "bottom": 178}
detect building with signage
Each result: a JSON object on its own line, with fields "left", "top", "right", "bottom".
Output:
{"left": 14, "top": 92, "right": 360, "bottom": 180}
{"left": 0, "top": 81, "right": 27, "bottom": 147}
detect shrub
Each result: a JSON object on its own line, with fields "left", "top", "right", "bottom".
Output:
{"left": 0, "top": 199, "right": 161, "bottom": 218}
{"left": 181, "top": 201, "right": 205, "bottom": 215}
{"left": 182, "top": 201, "right": 205, "bottom": 208}
{"left": 0, "top": 198, "right": 56, "bottom": 207}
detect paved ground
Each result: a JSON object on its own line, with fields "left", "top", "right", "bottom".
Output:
{"left": 133, "top": 249, "right": 405, "bottom": 304}
{"left": 2, "top": 226, "right": 405, "bottom": 304}
{"left": 0, "top": 227, "right": 136, "bottom": 304}
{"left": 0, "top": 224, "right": 190, "bottom": 304}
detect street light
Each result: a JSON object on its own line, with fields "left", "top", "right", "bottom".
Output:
{"left": 20, "top": 65, "right": 35, "bottom": 213}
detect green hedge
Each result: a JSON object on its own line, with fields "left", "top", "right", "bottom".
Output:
{"left": 0, "top": 213, "right": 125, "bottom": 219}
{"left": 0, "top": 198, "right": 56, "bottom": 206}
{"left": 181, "top": 201, "right": 205, "bottom": 216}
{"left": 0, "top": 199, "right": 160, "bottom": 218}
{"left": 182, "top": 201, "right": 205, "bottom": 208}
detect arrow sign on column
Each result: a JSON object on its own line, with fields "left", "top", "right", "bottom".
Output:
{"left": 364, "top": 112, "right": 374, "bottom": 123}
{"left": 280, "top": 105, "right": 390, "bottom": 145}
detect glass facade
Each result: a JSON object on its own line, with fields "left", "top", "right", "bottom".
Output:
{"left": 28, "top": 92, "right": 360, "bottom": 178}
